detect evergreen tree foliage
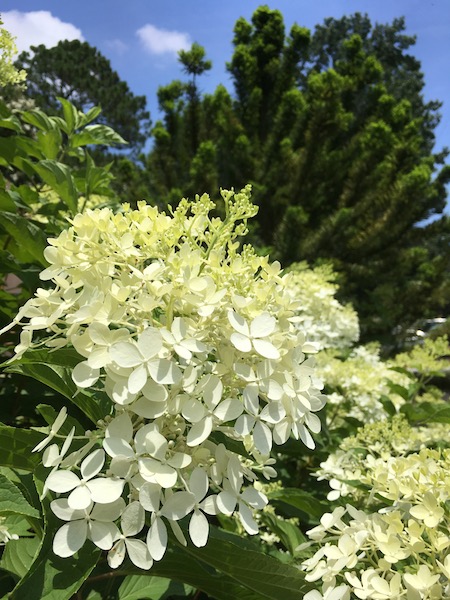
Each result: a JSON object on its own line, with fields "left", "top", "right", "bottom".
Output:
{"left": 145, "top": 6, "right": 450, "bottom": 343}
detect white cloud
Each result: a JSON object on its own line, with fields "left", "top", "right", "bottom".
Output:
{"left": 2, "top": 10, "right": 84, "bottom": 53}
{"left": 136, "top": 24, "right": 190, "bottom": 57}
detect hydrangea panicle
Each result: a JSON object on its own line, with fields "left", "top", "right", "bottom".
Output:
{"left": 6, "top": 186, "right": 326, "bottom": 569}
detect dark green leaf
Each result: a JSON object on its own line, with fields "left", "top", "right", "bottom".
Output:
{"left": 260, "top": 512, "right": 306, "bottom": 555}
{"left": 268, "top": 489, "right": 327, "bottom": 520}
{"left": 400, "top": 401, "right": 450, "bottom": 424}
{"left": 20, "top": 111, "right": 58, "bottom": 133}
{"left": 0, "top": 425, "right": 41, "bottom": 471}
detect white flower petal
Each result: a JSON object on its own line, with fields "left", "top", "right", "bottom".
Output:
{"left": 132, "top": 397, "right": 166, "bottom": 419}
{"left": 87, "top": 478, "right": 124, "bottom": 503}
{"left": 110, "top": 342, "right": 142, "bottom": 368}
{"left": 186, "top": 417, "right": 213, "bottom": 447}
{"left": 253, "top": 421, "right": 272, "bottom": 456}
{"left": 167, "top": 452, "right": 192, "bottom": 469}
{"left": 141, "top": 379, "right": 168, "bottom": 402}
{"left": 72, "top": 362, "right": 100, "bottom": 388}
{"left": 235, "top": 414, "right": 254, "bottom": 437}
{"left": 139, "top": 482, "right": 161, "bottom": 513}
{"left": 50, "top": 498, "right": 86, "bottom": 522}
{"left": 252, "top": 338, "right": 280, "bottom": 360}
{"left": 250, "top": 313, "right": 276, "bottom": 338}
{"left": 103, "top": 437, "right": 134, "bottom": 459}
{"left": 182, "top": 398, "right": 206, "bottom": 423}
{"left": 137, "top": 327, "right": 162, "bottom": 360}
{"left": 189, "top": 509, "right": 209, "bottom": 547}
{"left": 81, "top": 449, "right": 105, "bottom": 480}
{"left": 228, "top": 311, "right": 249, "bottom": 336}
{"left": 230, "top": 332, "right": 252, "bottom": 353}
{"left": 46, "top": 470, "right": 80, "bottom": 494}
{"left": 147, "top": 516, "right": 167, "bottom": 561}
{"left": 91, "top": 498, "right": 126, "bottom": 522}
{"left": 112, "top": 381, "right": 137, "bottom": 406}
{"left": 238, "top": 501, "right": 259, "bottom": 535}
{"left": 121, "top": 501, "right": 145, "bottom": 537}
{"left": 190, "top": 467, "right": 208, "bottom": 502}
{"left": 53, "top": 520, "right": 88, "bottom": 557}
{"left": 160, "top": 491, "right": 196, "bottom": 521}
{"left": 145, "top": 430, "right": 167, "bottom": 460}
{"left": 213, "top": 398, "right": 243, "bottom": 422}
{"left": 128, "top": 364, "right": 148, "bottom": 394}
{"left": 241, "top": 487, "right": 267, "bottom": 509}
{"left": 108, "top": 539, "right": 126, "bottom": 569}
{"left": 148, "top": 359, "right": 182, "bottom": 385}
{"left": 68, "top": 485, "right": 92, "bottom": 510}
{"left": 125, "top": 538, "right": 153, "bottom": 570}
{"left": 89, "top": 520, "right": 119, "bottom": 550}
{"left": 216, "top": 491, "right": 237, "bottom": 516}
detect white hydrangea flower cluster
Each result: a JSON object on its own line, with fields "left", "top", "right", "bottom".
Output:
{"left": 5, "top": 187, "right": 326, "bottom": 568}
{"left": 316, "top": 345, "right": 409, "bottom": 424}
{"left": 285, "top": 263, "right": 359, "bottom": 351}
{"left": 302, "top": 447, "right": 450, "bottom": 600}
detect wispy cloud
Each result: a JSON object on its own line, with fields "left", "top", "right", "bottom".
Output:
{"left": 136, "top": 24, "right": 191, "bottom": 57}
{"left": 105, "top": 38, "right": 128, "bottom": 55}
{"left": 2, "top": 10, "right": 84, "bottom": 53}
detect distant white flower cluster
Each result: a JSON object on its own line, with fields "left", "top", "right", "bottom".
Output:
{"left": 285, "top": 264, "right": 359, "bottom": 351}
{"left": 7, "top": 187, "right": 325, "bottom": 568}
{"left": 302, "top": 447, "right": 450, "bottom": 600}
{"left": 316, "top": 344, "right": 408, "bottom": 423}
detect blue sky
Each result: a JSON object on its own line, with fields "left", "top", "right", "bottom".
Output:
{"left": 2, "top": 0, "right": 450, "bottom": 154}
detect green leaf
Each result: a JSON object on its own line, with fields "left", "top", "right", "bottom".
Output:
{"left": 0, "top": 212, "right": 47, "bottom": 266}
{"left": 0, "top": 474, "right": 39, "bottom": 518}
{"left": 260, "top": 512, "right": 306, "bottom": 556}
{"left": 1, "top": 537, "right": 40, "bottom": 579}
{"left": 30, "top": 160, "right": 78, "bottom": 214}
{"left": 36, "top": 130, "right": 62, "bottom": 161}
{"left": 70, "top": 124, "right": 127, "bottom": 148}
{"left": 20, "top": 111, "right": 58, "bottom": 133}
{"left": 159, "top": 527, "right": 312, "bottom": 600}
{"left": 56, "top": 97, "right": 80, "bottom": 134}
{"left": 118, "top": 575, "right": 189, "bottom": 600}
{"left": 0, "top": 114, "right": 22, "bottom": 133}
{"left": 0, "top": 425, "right": 41, "bottom": 471}
{"left": 400, "top": 401, "right": 450, "bottom": 424}
{"left": 6, "top": 349, "right": 112, "bottom": 424}
{"left": 380, "top": 394, "right": 397, "bottom": 416}
{"left": 268, "top": 488, "right": 327, "bottom": 520}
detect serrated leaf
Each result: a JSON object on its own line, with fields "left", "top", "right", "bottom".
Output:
{"left": 0, "top": 473, "right": 39, "bottom": 518}
{"left": 118, "top": 575, "right": 190, "bottom": 600}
